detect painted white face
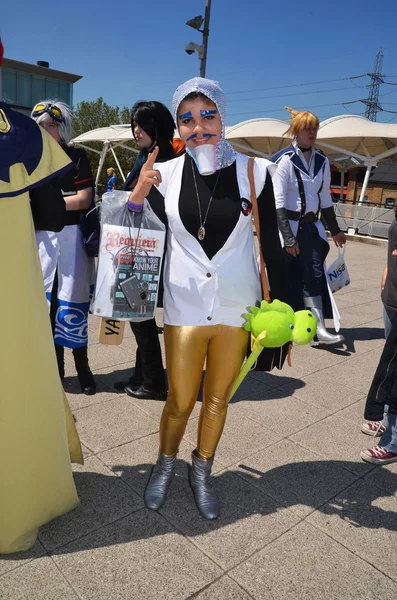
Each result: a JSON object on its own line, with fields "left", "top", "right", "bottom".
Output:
{"left": 133, "top": 122, "right": 153, "bottom": 149}
{"left": 40, "top": 119, "right": 61, "bottom": 143}
{"left": 177, "top": 98, "right": 222, "bottom": 150}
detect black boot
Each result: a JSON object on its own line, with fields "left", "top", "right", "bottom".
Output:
{"left": 114, "top": 349, "right": 143, "bottom": 392}
{"left": 73, "top": 346, "right": 96, "bottom": 395}
{"left": 55, "top": 344, "right": 65, "bottom": 381}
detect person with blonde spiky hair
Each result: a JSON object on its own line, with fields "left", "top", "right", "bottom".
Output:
{"left": 272, "top": 107, "right": 347, "bottom": 346}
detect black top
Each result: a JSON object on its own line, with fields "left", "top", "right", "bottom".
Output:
{"left": 179, "top": 157, "right": 242, "bottom": 260}
{"left": 30, "top": 180, "right": 66, "bottom": 232}
{"left": 60, "top": 146, "right": 94, "bottom": 226}
{"left": 382, "top": 218, "right": 397, "bottom": 311}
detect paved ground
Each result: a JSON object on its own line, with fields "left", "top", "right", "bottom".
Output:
{"left": 2, "top": 238, "right": 397, "bottom": 600}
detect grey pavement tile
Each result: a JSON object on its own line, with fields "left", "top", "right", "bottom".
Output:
{"left": 230, "top": 521, "right": 397, "bottom": 600}
{"left": 81, "top": 442, "right": 94, "bottom": 458}
{"left": 289, "top": 412, "right": 377, "bottom": 476}
{"left": 0, "top": 556, "right": 79, "bottom": 600}
{"left": 92, "top": 362, "right": 138, "bottom": 391}
{"left": 160, "top": 470, "right": 300, "bottom": 570}
{"left": 0, "top": 540, "right": 46, "bottom": 578}
{"left": 245, "top": 368, "right": 307, "bottom": 391}
{"left": 285, "top": 343, "right": 350, "bottom": 374}
{"left": 85, "top": 342, "right": 136, "bottom": 371}
{"left": 39, "top": 456, "right": 143, "bottom": 552}
{"left": 278, "top": 372, "right": 365, "bottom": 414}
{"left": 230, "top": 392, "right": 330, "bottom": 438}
{"left": 97, "top": 434, "right": 221, "bottom": 499}
{"left": 338, "top": 324, "right": 385, "bottom": 355}
{"left": 129, "top": 395, "right": 201, "bottom": 421}
{"left": 307, "top": 479, "right": 397, "bottom": 582}
{"left": 183, "top": 410, "right": 281, "bottom": 469}
{"left": 64, "top": 375, "right": 120, "bottom": 411}
{"left": 341, "top": 309, "right": 384, "bottom": 330}
{"left": 337, "top": 397, "right": 367, "bottom": 426}
{"left": 316, "top": 346, "right": 383, "bottom": 395}
{"left": 53, "top": 510, "right": 222, "bottom": 600}
{"left": 71, "top": 396, "right": 158, "bottom": 453}
{"left": 363, "top": 462, "right": 397, "bottom": 497}
{"left": 230, "top": 373, "right": 273, "bottom": 401}
{"left": 233, "top": 439, "right": 358, "bottom": 517}
{"left": 193, "top": 576, "right": 252, "bottom": 599}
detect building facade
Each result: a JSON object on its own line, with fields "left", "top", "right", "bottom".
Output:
{"left": 1, "top": 58, "right": 82, "bottom": 114}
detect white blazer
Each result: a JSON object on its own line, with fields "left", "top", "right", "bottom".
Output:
{"left": 149, "top": 153, "right": 276, "bottom": 328}
{"left": 272, "top": 144, "right": 341, "bottom": 331}
{"left": 272, "top": 144, "right": 334, "bottom": 244}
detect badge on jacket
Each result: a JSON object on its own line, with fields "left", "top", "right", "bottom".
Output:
{"left": 241, "top": 198, "right": 252, "bottom": 216}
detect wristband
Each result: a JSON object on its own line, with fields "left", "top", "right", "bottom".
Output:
{"left": 128, "top": 200, "right": 143, "bottom": 213}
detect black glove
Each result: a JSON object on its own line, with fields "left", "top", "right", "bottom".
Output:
{"left": 321, "top": 206, "right": 341, "bottom": 236}
{"left": 276, "top": 208, "right": 297, "bottom": 248}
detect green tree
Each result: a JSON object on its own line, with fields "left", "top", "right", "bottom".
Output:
{"left": 72, "top": 97, "right": 138, "bottom": 191}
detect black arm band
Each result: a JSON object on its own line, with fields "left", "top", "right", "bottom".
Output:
{"left": 276, "top": 208, "right": 297, "bottom": 247}
{"left": 321, "top": 206, "right": 341, "bottom": 236}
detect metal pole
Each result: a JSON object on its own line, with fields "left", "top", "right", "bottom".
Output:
{"left": 358, "top": 163, "right": 375, "bottom": 205}
{"left": 200, "top": 0, "right": 211, "bottom": 78}
{"left": 339, "top": 169, "right": 345, "bottom": 201}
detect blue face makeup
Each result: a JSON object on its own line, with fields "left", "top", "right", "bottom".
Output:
{"left": 200, "top": 109, "right": 217, "bottom": 116}
{"left": 179, "top": 111, "right": 192, "bottom": 120}
{"left": 186, "top": 133, "right": 197, "bottom": 142}
{"left": 203, "top": 133, "right": 217, "bottom": 138}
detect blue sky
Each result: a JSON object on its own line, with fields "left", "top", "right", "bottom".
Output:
{"left": 2, "top": 0, "right": 397, "bottom": 125}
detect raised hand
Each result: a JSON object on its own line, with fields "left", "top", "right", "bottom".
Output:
{"left": 129, "top": 146, "right": 162, "bottom": 205}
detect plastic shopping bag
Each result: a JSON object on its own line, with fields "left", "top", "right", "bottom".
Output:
{"left": 326, "top": 247, "right": 350, "bottom": 294}
{"left": 91, "top": 191, "right": 166, "bottom": 322}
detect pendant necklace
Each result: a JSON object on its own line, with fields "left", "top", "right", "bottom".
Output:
{"left": 190, "top": 158, "right": 221, "bottom": 241}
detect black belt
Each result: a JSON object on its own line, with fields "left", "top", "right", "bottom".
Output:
{"left": 286, "top": 210, "right": 318, "bottom": 224}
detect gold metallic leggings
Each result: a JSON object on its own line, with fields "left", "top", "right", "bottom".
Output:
{"left": 160, "top": 324, "right": 249, "bottom": 460}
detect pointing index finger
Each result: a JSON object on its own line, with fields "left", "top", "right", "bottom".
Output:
{"left": 146, "top": 146, "right": 159, "bottom": 168}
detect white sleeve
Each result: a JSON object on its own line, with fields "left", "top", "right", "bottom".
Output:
{"left": 153, "top": 161, "right": 169, "bottom": 199}
{"left": 271, "top": 155, "right": 290, "bottom": 210}
{"left": 319, "top": 160, "right": 334, "bottom": 209}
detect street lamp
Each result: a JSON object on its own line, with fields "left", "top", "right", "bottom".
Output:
{"left": 185, "top": 0, "right": 212, "bottom": 78}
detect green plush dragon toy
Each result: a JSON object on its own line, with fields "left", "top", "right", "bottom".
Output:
{"left": 230, "top": 299, "right": 317, "bottom": 400}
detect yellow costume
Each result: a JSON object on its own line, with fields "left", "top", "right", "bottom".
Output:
{"left": 0, "top": 104, "right": 83, "bottom": 554}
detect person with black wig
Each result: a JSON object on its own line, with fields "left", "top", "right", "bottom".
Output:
{"left": 114, "top": 101, "right": 184, "bottom": 399}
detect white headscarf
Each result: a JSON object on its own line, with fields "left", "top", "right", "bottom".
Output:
{"left": 172, "top": 77, "right": 236, "bottom": 170}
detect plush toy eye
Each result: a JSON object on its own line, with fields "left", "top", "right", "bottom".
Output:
{"left": 308, "top": 313, "right": 313, "bottom": 317}
{"left": 289, "top": 324, "right": 294, "bottom": 330}
{"left": 307, "top": 328, "right": 311, "bottom": 333}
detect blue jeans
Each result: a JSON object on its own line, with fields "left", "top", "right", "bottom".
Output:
{"left": 383, "top": 306, "right": 396, "bottom": 340}
{"left": 379, "top": 411, "right": 397, "bottom": 453}
{"left": 379, "top": 307, "right": 397, "bottom": 448}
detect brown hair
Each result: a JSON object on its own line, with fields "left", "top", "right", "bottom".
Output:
{"left": 284, "top": 106, "right": 319, "bottom": 137}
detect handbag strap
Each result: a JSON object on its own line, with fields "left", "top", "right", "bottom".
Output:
{"left": 248, "top": 157, "right": 271, "bottom": 303}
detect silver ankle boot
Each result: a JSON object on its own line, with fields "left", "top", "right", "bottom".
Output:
{"left": 144, "top": 452, "right": 176, "bottom": 510}
{"left": 190, "top": 451, "right": 220, "bottom": 520}
{"left": 304, "top": 296, "right": 344, "bottom": 345}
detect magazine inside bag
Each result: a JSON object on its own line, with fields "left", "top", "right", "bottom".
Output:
{"left": 91, "top": 191, "right": 166, "bottom": 322}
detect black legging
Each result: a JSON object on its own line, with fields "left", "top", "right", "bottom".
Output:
{"left": 129, "top": 318, "right": 166, "bottom": 390}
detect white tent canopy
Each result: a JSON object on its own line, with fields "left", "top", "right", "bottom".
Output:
{"left": 72, "top": 115, "right": 397, "bottom": 202}
{"left": 316, "top": 115, "right": 397, "bottom": 203}
{"left": 71, "top": 125, "right": 138, "bottom": 185}
{"left": 226, "top": 118, "right": 290, "bottom": 157}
